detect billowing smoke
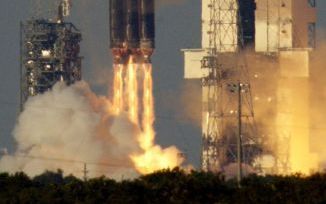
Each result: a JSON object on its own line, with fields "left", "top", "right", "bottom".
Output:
{"left": 0, "top": 81, "right": 141, "bottom": 179}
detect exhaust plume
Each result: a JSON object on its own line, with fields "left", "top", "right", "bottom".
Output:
{"left": 0, "top": 58, "right": 184, "bottom": 178}
{"left": 0, "top": 81, "right": 140, "bottom": 179}
{"left": 112, "top": 59, "right": 184, "bottom": 174}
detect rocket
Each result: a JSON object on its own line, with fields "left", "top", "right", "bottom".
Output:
{"left": 110, "top": 0, "right": 155, "bottom": 64}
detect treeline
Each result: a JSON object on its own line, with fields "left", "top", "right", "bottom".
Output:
{"left": 0, "top": 168, "right": 325, "bottom": 203}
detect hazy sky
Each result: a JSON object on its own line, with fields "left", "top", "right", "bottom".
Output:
{"left": 0, "top": 0, "right": 325, "bottom": 168}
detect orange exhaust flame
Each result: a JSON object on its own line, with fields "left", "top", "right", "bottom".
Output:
{"left": 140, "top": 64, "right": 155, "bottom": 150}
{"left": 126, "top": 57, "right": 139, "bottom": 124}
{"left": 130, "top": 63, "right": 183, "bottom": 174}
{"left": 113, "top": 64, "right": 123, "bottom": 114}
{"left": 112, "top": 57, "right": 183, "bottom": 174}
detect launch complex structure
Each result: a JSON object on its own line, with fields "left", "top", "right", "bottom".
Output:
{"left": 20, "top": 0, "right": 82, "bottom": 109}
{"left": 17, "top": 0, "right": 320, "bottom": 178}
{"left": 183, "top": 0, "right": 318, "bottom": 176}
{"left": 18, "top": 0, "right": 183, "bottom": 176}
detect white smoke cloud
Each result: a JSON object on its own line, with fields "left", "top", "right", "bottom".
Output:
{"left": 0, "top": 81, "right": 140, "bottom": 179}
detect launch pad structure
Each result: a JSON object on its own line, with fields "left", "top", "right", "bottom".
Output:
{"left": 183, "top": 0, "right": 318, "bottom": 175}
{"left": 20, "top": 0, "right": 82, "bottom": 109}
{"left": 200, "top": 0, "right": 261, "bottom": 177}
{"left": 184, "top": 0, "right": 262, "bottom": 179}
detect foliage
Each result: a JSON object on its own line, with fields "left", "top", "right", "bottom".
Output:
{"left": 0, "top": 169, "right": 325, "bottom": 203}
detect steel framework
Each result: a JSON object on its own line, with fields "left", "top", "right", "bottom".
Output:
{"left": 201, "top": 0, "right": 262, "bottom": 176}
{"left": 20, "top": 19, "right": 82, "bottom": 109}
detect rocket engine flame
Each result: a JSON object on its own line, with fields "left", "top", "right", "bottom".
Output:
{"left": 126, "top": 57, "right": 139, "bottom": 124}
{"left": 131, "top": 63, "right": 183, "bottom": 174}
{"left": 109, "top": 0, "right": 179, "bottom": 174}
{"left": 113, "top": 64, "right": 124, "bottom": 114}
{"left": 140, "top": 63, "right": 155, "bottom": 150}
{"left": 112, "top": 57, "right": 183, "bottom": 174}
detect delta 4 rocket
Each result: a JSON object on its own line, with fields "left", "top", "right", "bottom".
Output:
{"left": 110, "top": 0, "right": 155, "bottom": 64}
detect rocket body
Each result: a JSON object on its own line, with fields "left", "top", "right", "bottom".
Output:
{"left": 110, "top": 0, "right": 155, "bottom": 63}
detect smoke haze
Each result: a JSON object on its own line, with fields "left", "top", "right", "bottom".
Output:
{"left": 246, "top": 42, "right": 326, "bottom": 173}
{"left": 177, "top": 43, "right": 326, "bottom": 174}
{"left": 0, "top": 82, "right": 140, "bottom": 179}
{"left": 310, "top": 40, "right": 326, "bottom": 169}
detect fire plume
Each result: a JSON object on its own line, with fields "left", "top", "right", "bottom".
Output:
{"left": 112, "top": 57, "right": 183, "bottom": 174}
{"left": 140, "top": 63, "right": 155, "bottom": 150}
{"left": 113, "top": 64, "right": 123, "bottom": 114}
{"left": 126, "top": 57, "right": 139, "bottom": 124}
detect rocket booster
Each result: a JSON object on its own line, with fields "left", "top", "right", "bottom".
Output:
{"left": 110, "top": 0, "right": 155, "bottom": 64}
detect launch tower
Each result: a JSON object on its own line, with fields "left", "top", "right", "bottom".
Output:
{"left": 183, "top": 0, "right": 262, "bottom": 177}
{"left": 183, "top": 0, "right": 318, "bottom": 175}
{"left": 20, "top": 0, "right": 82, "bottom": 109}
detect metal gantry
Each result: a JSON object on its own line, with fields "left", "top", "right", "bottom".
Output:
{"left": 20, "top": 19, "right": 82, "bottom": 109}
{"left": 201, "top": 0, "right": 262, "bottom": 181}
